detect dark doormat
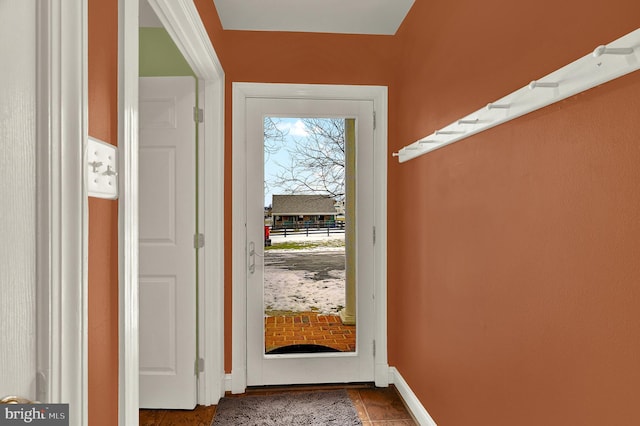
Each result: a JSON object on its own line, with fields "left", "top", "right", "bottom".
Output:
{"left": 211, "top": 390, "right": 361, "bottom": 425}
{"left": 266, "top": 344, "right": 340, "bottom": 354}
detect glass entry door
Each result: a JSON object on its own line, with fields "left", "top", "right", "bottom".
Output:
{"left": 246, "top": 98, "right": 375, "bottom": 386}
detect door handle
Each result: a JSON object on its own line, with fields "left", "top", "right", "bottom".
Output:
{"left": 248, "top": 241, "right": 256, "bottom": 274}
{"left": 248, "top": 241, "right": 264, "bottom": 275}
{"left": 1, "top": 396, "right": 37, "bottom": 404}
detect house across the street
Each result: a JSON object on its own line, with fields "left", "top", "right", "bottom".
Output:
{"left": 271, "top": 194, "right": 338, "bottom": 229}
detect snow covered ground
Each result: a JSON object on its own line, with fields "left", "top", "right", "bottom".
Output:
{"left": 264, "top": 267, "right": 345, "bottom": 315}
{"left": 264, "top": 235, "right": 346, "bottom": 315}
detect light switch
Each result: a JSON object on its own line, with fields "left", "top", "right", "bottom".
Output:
{"left": 87, "top": 136, "right": 118, "bottom": 199}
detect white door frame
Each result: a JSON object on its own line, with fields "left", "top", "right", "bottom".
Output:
{"left": 119, "top": 0, "right": 225, "bottom": 424}
{"left": 232, "top": 83, "right": 388, "bottom": 394}
{"left": 37, "top": 0, "right": 88, "bottom": 423}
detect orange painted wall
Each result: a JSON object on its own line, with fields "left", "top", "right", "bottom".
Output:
{"left": 388, "top": 0, "right": 640, "bottom": 425}
{"left": 88, "top": 0, "right": 119, "bottom": 424}
{"left": 197, "top": 1, "right": 640, "bottom": 424}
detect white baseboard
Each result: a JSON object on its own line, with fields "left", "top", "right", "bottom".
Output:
{"left": 224, "top": 373, "right": 233, "bottom": 392}
{"left": 389, "top": 367, "right": 438, "bottom": 426}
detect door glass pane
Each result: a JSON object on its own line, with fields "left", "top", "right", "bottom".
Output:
{"left": 263, "top": 117, "right": 356, "bottom": 355}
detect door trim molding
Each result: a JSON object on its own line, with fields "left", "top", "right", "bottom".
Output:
{"left": 119, "top": 0, "right": 225, "bottom": 422}
{"left": 37, "top": 0, "right": 88, "bottom": 422}
{"left": 118, "top": 0, "right": 139, "bottom": 423}
{"left": 231, "top": 83, "right": 388, "bottom": 393}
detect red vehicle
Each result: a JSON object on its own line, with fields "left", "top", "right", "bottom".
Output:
{"left": 264, "top": 225, "right": 271, "bottom": 246}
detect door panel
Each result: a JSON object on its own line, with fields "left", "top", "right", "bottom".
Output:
{"left": 140, "top": 147, "right": 177, "bottom": 243}
{"left": 246, "top": 98, "right": 375, "bottom": 386}
{"left": 139, "top": 76, "right": 197, "bottom": 409}
{"left": 139, "top": 276, "right": 178, "bottom": 373}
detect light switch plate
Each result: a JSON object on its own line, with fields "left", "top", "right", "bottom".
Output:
{"left": 87, "top": 136, "right": 118, "bottom": 199}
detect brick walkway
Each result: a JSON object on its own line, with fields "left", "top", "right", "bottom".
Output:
{"left": 264, "top": 312, "right": 356, "bottom": 353}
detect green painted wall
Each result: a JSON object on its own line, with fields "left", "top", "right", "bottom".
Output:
{"left": 139, "top": 27, "right": 195, "bottom": 76}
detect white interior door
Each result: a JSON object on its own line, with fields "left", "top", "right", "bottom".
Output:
{"left": 246, "top": 98, "right": 375, "bottom": 386}
{"left": 0, "top": 0, "right": 37, "bottom": 401}
{"left": 139, "top": 76, "right": 197, "bottom": 409}
{"left": 0, "top": 0, "right": 36, "bottom": 399}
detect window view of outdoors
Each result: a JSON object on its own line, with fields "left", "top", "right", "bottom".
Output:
{"left": 263, "top": 117, "right": 355, "bottom": 354}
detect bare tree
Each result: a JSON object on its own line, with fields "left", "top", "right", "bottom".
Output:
{"left": 263, "top": 116, "right": 286, "bottom": 158}
{"left": 268, "top": 118, "right": 345, "bottom": 201}
{"left": 263, "top": 117, "right": 288, "bottom": 197}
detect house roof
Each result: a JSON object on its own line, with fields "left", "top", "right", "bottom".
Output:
{"left": 271, "top": 195, "right": 337, "bottom": 216}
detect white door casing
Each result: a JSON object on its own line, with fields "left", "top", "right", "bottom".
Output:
{"left": 1, "top": 0, "right": 37, "bottom": 400}
{"left": 0, "top": 0, "right": 90, "bottom": 421}
{"left": 245, "top": 98, "right": 375, "bottom": 386}
{"left": 233, "top": 83, "right": 389, "bottom": 393}
{"left": 120, "top": 0, "right": 226, "bottom": 422}
{"left": 2, "top": 2, "right": 88, "bottom": 422}
{"left": 139, "top": 76, "right": 197, "bottom": 409}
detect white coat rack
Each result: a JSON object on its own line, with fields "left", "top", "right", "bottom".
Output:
{"left": 393, "top": 28, "right": 640, "bottom": 163}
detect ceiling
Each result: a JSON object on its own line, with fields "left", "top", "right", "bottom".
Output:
{"left": 139, "top": 1, "right": 163, "bottom": 27}
{"left": 141, "top": 0, "right": 414, "bottom": 35}
{"left": 214, "top": 0, "right": 414, "bottom": 35}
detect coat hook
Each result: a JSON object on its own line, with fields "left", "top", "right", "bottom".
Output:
{"left": 593, "top": 45, "right": 634, "bottom": 57}
{"left": 458, "top": 119, "right": 479, "bottom": 125}
{"left": 486, "top": 102, "right": 510, "bottom": 110}
{"left": 419, "top": 139, "right": 439, "bottom": 144}
{"left": 392, "top": 152, "right": 400, "bottom": 157}
{"left": 529, "top": 80, "right": 560, "bottom": 89}
{"left": 435, "top": 130, "right": 465, "bottom": 135}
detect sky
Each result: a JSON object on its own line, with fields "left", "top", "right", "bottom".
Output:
{"left": 263, "top": 117, "right": 308, "bottom": 207}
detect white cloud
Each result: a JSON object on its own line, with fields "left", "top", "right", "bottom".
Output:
{"left": 289, "top": 119, "right": 309, "bottom": 137}
{"left": 275, "top": 118, "right": 309, "bottom": 137}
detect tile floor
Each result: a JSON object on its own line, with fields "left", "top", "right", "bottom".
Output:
{"left": 264, "top": 311, "right": 356, "bottom": 353}
{"left": 347, "top": 385, "right": 418, "bottom": 425}
{"left": 139, "top": 383, "right": 416, "bottom": 425}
